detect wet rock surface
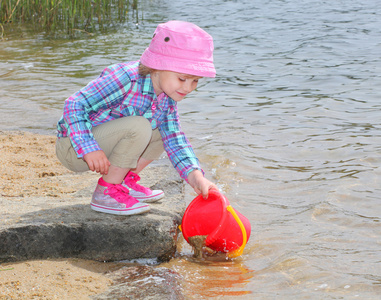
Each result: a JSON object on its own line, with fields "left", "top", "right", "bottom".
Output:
{"left": 93, "top": 265, "right": 184, "bottom": 300}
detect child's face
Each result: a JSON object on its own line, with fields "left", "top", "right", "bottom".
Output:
{"left": 152, "top": 71, "right": 202, "bottom": 102}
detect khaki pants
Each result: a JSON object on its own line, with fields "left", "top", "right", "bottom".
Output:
{"left": 56, "top": 116, "right": 164, "bottom": 172}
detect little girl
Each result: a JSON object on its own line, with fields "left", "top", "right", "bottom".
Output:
{"left": 56, "top": 20, "right": 218, "bottom": 215}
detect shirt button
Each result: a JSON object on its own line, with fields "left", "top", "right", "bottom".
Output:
{"left": 152, "top": 104, "right": 156, "bottom": 110}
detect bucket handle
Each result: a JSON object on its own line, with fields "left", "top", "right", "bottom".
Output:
{"left": 226, "top": 205, "right": 248, "bottom": 258}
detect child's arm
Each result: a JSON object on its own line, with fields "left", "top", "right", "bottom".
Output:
{"left": 159, "top": 109, "right": 202, "bottom": 179}
{"left": 159, "top": 105, "right": 218, "bottom": 198}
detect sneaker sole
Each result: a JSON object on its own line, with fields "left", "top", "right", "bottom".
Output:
{"left": 133, "top": 192, "right": 165, "bottom": 203}
{"left": 90, "top": 203, "right": 150, "bottom": 215}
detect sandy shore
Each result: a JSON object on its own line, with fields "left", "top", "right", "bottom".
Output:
{"left": 0, "top": 131, "right": 99, "bottom": 199}
{"left": 0, "top": 259, "right": 113, "bottom": 299}
{"left": 0, "top": 131, "right": 114, "bottom": 299}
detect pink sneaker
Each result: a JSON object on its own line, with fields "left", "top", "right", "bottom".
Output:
{"left": 123, "top": 172, "right": 164, "bottom": 203}
{"left": 91, "top": 178, "right": 150, "bottom": 215}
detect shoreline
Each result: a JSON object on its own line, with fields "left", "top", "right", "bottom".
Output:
{"left": 0, "top": 259, "right": 114, "bottom": 299}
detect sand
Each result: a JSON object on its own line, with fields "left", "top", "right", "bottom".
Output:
{"left": 0, "top": 131, "right": 97, "bottom": 199}
{"left": 0, "top": 259, "right": 113, "bottom": 299}
{"left": 0, "top": 131, "right": 113, "bottom": 299}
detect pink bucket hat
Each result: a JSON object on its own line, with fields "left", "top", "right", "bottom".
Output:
{"left": 140, "top": 20, "right": 216, "bottom": 78}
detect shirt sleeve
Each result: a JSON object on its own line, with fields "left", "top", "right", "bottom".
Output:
{"left": 158, "top": 107, "right": 204, "bottom": 181}
{"left": 62, "top": 65, "right": 132, "bottom": 158}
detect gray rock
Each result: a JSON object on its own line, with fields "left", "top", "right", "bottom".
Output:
{"left": 93, "top": 266, "right": 184, "bottom": 300}
{"left": 0, "top": 161, "right": 186, "bottom": 263}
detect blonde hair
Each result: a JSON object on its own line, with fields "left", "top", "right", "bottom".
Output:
{"left": 138, "top": 63, "right": 158, "bottom": 76}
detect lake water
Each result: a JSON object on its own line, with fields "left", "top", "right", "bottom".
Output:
{"left": 1, "top": 0, "right": 380, "bottom": 299}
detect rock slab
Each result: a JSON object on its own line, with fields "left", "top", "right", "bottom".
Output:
{"left": 0, "top": 162, "right": 186, "bottom": 263}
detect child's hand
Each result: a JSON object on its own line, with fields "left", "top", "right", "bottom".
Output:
{"left": 188, "top": 170, "right": 218, "bottom": 199}
{"left": 83, "top": 150, "right": 111, "bottom": 175}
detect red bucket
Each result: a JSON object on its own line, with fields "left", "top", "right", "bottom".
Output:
{"left": 181, "top": 190, "right": 251, "bottom": 257}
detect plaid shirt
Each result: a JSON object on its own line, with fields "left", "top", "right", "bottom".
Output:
{"left": 57, "top": 61, "right": 202, "bottom": 180}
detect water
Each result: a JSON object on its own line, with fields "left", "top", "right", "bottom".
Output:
{"left": 1, "top": 0, "right": 381, "bottom": 298}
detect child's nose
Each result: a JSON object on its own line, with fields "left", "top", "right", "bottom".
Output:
{"left": 183, "top": 80, "right": 194, "bottom": 92}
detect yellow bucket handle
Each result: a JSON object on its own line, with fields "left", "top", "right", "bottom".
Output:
{"left": 226, "top": 205, "right": 247, "bottom": 258}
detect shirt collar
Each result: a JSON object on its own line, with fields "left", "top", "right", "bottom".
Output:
{"left": 139, "top": 73, "right": 156, "bottom": 96}
{"left": 138, "top": 72, "right": 175, "bottom": 112}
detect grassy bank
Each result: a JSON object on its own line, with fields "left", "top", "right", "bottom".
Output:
{"left": 0, "top": 0, "right": 139, "bottom": 36}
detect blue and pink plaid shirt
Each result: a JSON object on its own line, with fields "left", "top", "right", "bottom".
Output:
{"left": 57, "top": 61, "right": 202, "bottom": 180}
